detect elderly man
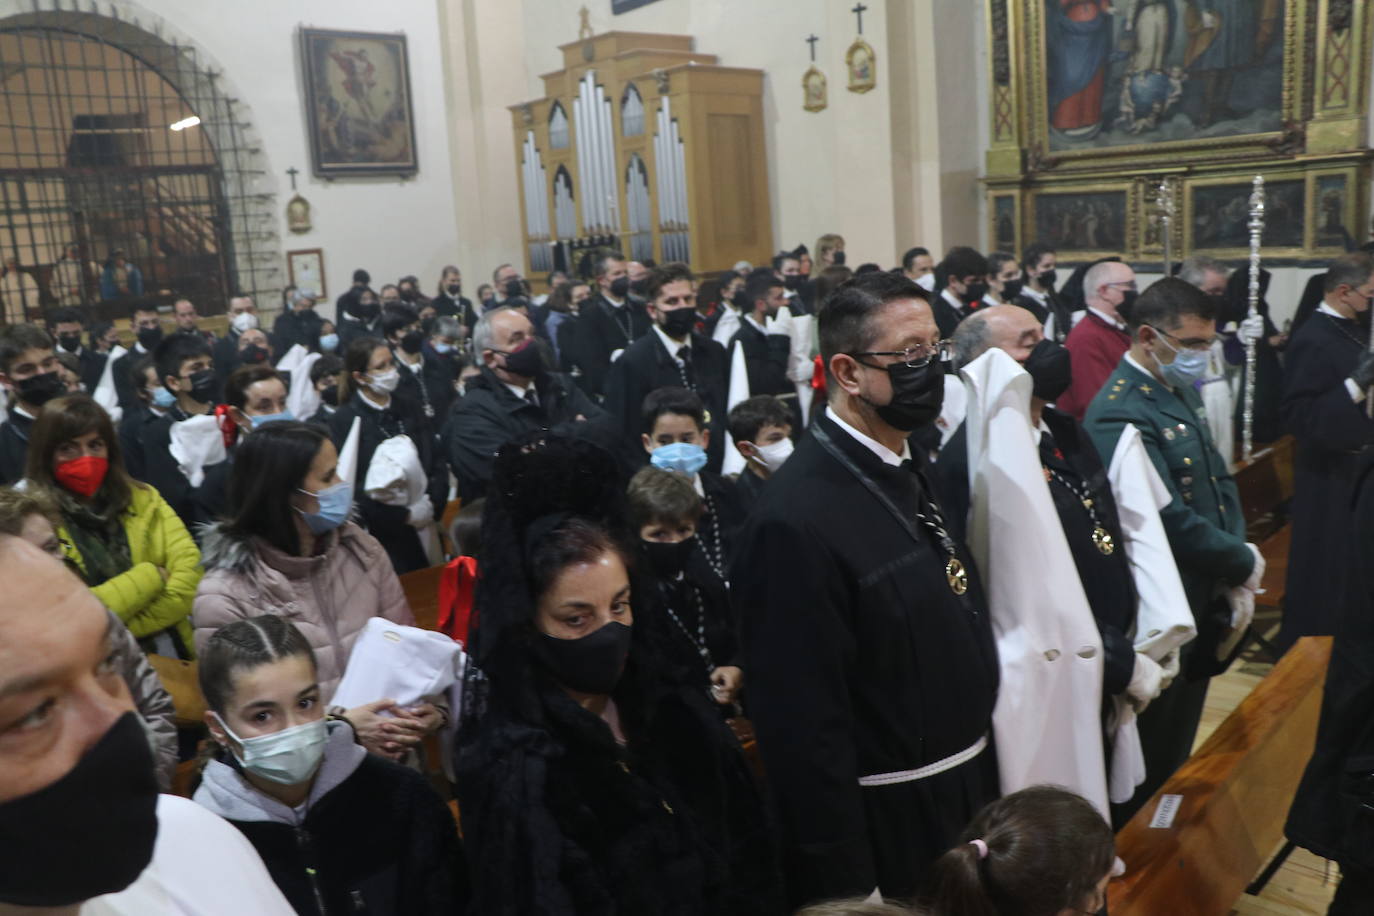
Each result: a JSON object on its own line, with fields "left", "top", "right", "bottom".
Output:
{"left": 272, "top": 287, "right": 324, "bottom": 355}
{"left": 0, "top": 537, "right": 294, "bottom": 912}
{"left": 1057, "top": 259, "right": 1138, "bottom": 418}
{"left": 444, "top": 306, "right": 610, "bottom": 503}
{"left": 732, "top": 271, "right": 999, "bottom": 906}
{"left": 1177, "top": 256, "right": 1239, "bottom": 462}
{"left": 172, "top": 298, "right": 216, "bottom": 347}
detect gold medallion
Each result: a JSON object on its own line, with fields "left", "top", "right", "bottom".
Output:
{"left": 1092, "top": 527, "right": 1115, "bottom": 556}
{"left": 946, "top": 557, "right": 969, "bottom": 595}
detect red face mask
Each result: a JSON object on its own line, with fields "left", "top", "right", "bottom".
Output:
{"left": 55, "top": 455, "right": 109, "bottom": 498}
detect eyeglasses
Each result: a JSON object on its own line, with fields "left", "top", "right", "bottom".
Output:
{"left": 1148, "top": 325, "right": 1214, "bottom": 352}
{"left": 850, "top": 340, "right": 951, "bottom": 368}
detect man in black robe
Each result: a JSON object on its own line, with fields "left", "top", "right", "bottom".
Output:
{"left": 732, "top": 271, "right": 999, "bottom": 907}
{"left": 1278, "top": 252, "right": 1374, "bottom": 650}
{"left": 729, "top": 271, "right": 801, "bottom": 431}
{"left": 559, "top": 250, "right": 649, "bottom": 399}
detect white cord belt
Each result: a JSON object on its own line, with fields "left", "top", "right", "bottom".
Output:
{"left": 857, "top": 734, "right": 989, "bottom": 787}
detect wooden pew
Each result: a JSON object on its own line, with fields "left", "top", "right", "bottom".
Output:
{"left": 399, "top": 563, "right": 445, "bottom": 632}
{"left": 1106, "top": 635, "right": 1332, "bottom": 916}
{"left": 1232, "top": 436, "right": 1296, "bottom": 611}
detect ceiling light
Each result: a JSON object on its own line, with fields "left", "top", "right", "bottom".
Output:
{"left": 169, "top": 116, "right": 201, "bottom": 131}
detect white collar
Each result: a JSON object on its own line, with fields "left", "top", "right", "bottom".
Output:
{"left": 357, "top": 390, "right": 387, "bottom": 411}
{"left": 941, "top": 288, "right": 965, "bottom": 313}
{"left": 397, "top": 354, "right": 422, "bottom": 373}
{"left": 504, "top": 380, "right": 533, "bottom": 400}
{"left": 12, "top": 405, "right": 36, "bottom": 421}
{"left": 651, "top": 322, "right": 689, "bottom": 362}
{"left": 825, "top": 405, "right": 910, "bottom": 467}
{"left": 982, "top": 293, "right": 1001, "bottom": 308}
{"left": 1088, "top": 306, "right": 1126, "bottom": 331}
{"left": 1123, "top": 351, "right": 1168, "bottom": 389}
{"left": 744, "top": 314, "right": 769, "bottom": 335}
{"left": 603, "top": 293, "right": 625, "bottom": 308}
{"left": 691, "top": 473, "right": 704, "bottom": 497}
{"left": 1318, "top": 302, "right": 1351, "bottom": 320}
{"left": 1021, "top": 286, "right": 1048, "bottom": 304}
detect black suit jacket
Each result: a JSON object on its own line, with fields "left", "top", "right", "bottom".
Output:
{"left": 73, "top": 347, "right": 107, "bottom": 393}
{"left": 113, "top": 345, "right": 152, "bottom": 412}
{"left": 602, "top": 329, "right": 729, "bottom": 472}
{"left": 273, "top": 309, "right": 323, "bottom": 356}
{"left": 0, "top": 411, "right": 34, "bottom": 485}
{"left": 561, "top": 295, "right": 651, "bottom": 398}
{"left": 930, "top": 291, "right": 972, "bottom": 340}
{"left": 432, "top": 293, "right": 478, "bottom": 332}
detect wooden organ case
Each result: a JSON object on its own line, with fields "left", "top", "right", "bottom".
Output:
{"left": 510, "top": 31, "right": 770, "bottom": 283}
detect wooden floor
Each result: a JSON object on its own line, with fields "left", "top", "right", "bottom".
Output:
{"left": 1195, "top": 614, "right": 1338, "bottom": 915}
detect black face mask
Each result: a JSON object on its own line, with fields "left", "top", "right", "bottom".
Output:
{"left": 1118, "top": 289, "right": 1139, "bottom": 323}
{"left": 832, "top": 250, "right": 847, "bottom": 266}
{"left": 864, "top": 358, "right": 946, "bottom": 432}
{"left": 399, "top": 330, "right": 425, "bottom": 354}
{"left": 447, "top": 283, "right": 462, "bottom": 296}
{"left": 504, "top": 278, "right": 525, "bottom": 301}
{"left": 1022, "top": 338, "right": 1073, "bottom": 402}
{"left": 16, "top": 369, "right": 65, "bottom": 407}
{"left": 0, "top": 712, "right": 158, "bottom": 906}
{"left": 1002, "top": 279, "right": 1025, "bottom": 302}
{"left": 186, "top": 368, "right": 218, "bottom": 403}
{"left": 783, "top": 275, "right": 807, "bottom": 292}
{"left": 533, "top": 620, "right": 633, "bottom": 695}
{"left": 136, "top": 325, "right": 163, "bottom": 351}
{"left": 400, "top": 287, "right": 418, "bottom": 302}
{"left": 320, "top": 384, "right": 339, "bottom": 407}
{"left": 1039, "top": 269, "right": 1059, "bottom": 290}
{"left": 241, "top": 345, "right": 269, "bottom": 366}
{"left": 501, "top": 340, "right": 545, "bottom": 379}
{"left": 351, "top": 301, "right": 380, "bottom": 322}
{"left": 643, "top": 536, "right": 696, "bottom": 580}
{"left": 961, "top": 282, "right": 989, "bottom": 307}
{"left": 609, "top": 276, "right": 631, "bottom": 299}
{"left": 660, "top": 306, "right": 698, "bottom": 340}
{"left": 57, "top": 333, "right": 82, "bottom": 353}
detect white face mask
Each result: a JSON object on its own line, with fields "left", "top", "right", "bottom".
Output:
{"left": 213, "top": 714, "right": 327, "bottom": 786}
{"left": 230, "top": 311, "right": 259, "bottom": 333}
{"left": 368, "top": 367, "right": 400, "bottom": 393}
{"left": 915, "top": 273, "right": 937, "bottom": 292}
{"left": 750, "top": 437, "right": 794, "bottom": 474}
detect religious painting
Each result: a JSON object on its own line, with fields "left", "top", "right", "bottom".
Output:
{"left": 611, "top": 0, "right": 665, "bottom": 12}
{"left": 1032, "top": 190, "right": 1128, "bottom": 255}
{"left": 299, "top": 28, "right": 418, "bottom": 177}
{"left": 992, "top": 194, "right": 1018, "bottom": 252}
{"left": 1313, "top": 171, "right": 1355, "bottom": 251}
{"left": 803, "top": 66, "right": 828, "bottom": 112}
{"left": 286, "top": 248, "right": 326, "bottom": 298}
{"left": 1189, "top": 178, "right": 1304, "bottom": 251}
{"left": 846, "top": 38, "right": 876, "bottom": 94}
{"left": 1039, "top": 0, "right": 1288, "bottom": 154}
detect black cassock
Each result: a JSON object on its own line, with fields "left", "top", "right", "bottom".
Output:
{"left": 1278, "top": 310, "right": 1374, "bottom": 649}
{"left": 732, "top": 414, "right": 999, "bottom": 908}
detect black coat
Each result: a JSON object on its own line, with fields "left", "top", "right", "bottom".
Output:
{"left": 329, "top": 392, "right": 448, "bottom": 575}
{"left": 930, "top": 290, "right": 974, "bottom": 340}
{"left": 639, "top": 548, "right": 739, "bottom": 694}
{"left": 432, "top": 292, "right": 479, "bottom": 332}
{"left": 1287, "top": 451, "right": 1374, "bottom": 869}
{"left": 211, "top": 330, "right": 278, "bottom": 397}
{"left": 272, "top": 308, "right": 323, "bottom": 356}
{"left": 602, "top": 329, "right": 729, "bottom": 472}
{"left": 73, "top": 346, "right": 106, "bottom": 393}
{"left": 561, "top": 295, "right": 652, "bottom": 398}
{"left": 733, "top": 467, "right": 768, "bottom": 517}
{"left": 700, "top": 469, "right": 746, "bottom": 574}
{"left": 934, "top": 409, "right": 1137, "bottom": 698}
{"left": 1279, "top": 310, "right": 1374, "bottom": 647}
{"left": 118, "top": 404, "right": 161, "bottom": 482}
{"left": 221, "top": 751, "right": 465, "bottom": 915}
{"left": 417, "top": 344, "right": 460, "bottom": 422}
{"left": 113, "top": 345, "right": 152, "bottom": 412}
{"left": 0, "top": 410, "right": 33, "bottom": 485}
{"left": 139, "top": 408, "right": 229, "bottom": 529}
{"left": 442, "top": 367, "right": 613, "bottom": 504}
{"left": 337, "top": 314, "right": 382, "bottom": 354}
{"left": 731, "top": 414, "right": 1000, "bottom": 906}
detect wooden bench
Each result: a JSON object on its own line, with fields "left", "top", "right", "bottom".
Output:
{"left": 399, "top": 563, "right": 445, "bottom": 632}
{"left": 1232, "top": 436, "right": 1296, "bottom": 612}
{"left": 1106, "top": 635, "right": 1332, "bottom": 916}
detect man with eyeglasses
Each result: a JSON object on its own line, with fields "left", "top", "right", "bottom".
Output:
{"left": 1084, "top": 277, "right": 1261, "bottom": 821}
{"left": 1058, "top": 260, "right": 1138, "bottom": 419}
{"left": 732, "top": 271, "right": 999, "bottom": 907}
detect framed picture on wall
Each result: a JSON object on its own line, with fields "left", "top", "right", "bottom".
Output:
{"left": 287, "top": 248, "right": 326, "bottom": 298}
{"left": 1030, "top": 187, "right": 1129, "bottom": 261}
{"left": 298, "top": 28, "right": 418, "bottom": 177}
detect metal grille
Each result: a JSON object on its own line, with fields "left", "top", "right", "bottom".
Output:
{"left": 0, "top": 9, "right": 279, "bottom": 324}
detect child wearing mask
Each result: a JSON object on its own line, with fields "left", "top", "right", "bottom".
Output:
{"left": 193, "top": 616, "right": 468, "bottom": 914}
{"left": 640, "top": 386, "right": 745, "bottom": 580}
{"left": 141, "top": 332, "right": 224, "bottom": 526}
{"left": 727, "top": 395, "right": 795, "bottom": 514}
{"left": 627, "top": 466, "right": 742, "bottom": 709}
{"left": 307, "top": 354, "right": 343, "bottom": 428}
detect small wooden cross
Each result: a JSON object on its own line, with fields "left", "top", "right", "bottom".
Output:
{"left": 852, "top": 2, "right": 868, "bottom": 34}
{"left": 806, "top": 34, "right": 819, "bottom": 62}
{"left": 286, "top": 167, "right": 299, "bottom": 191}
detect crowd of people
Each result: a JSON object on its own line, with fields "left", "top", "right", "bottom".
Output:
{"left": 1, "top": 234, "right": 1372, "bottom": 915}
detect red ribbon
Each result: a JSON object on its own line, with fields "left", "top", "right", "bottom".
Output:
{"left": 810, "top": 354, "right": 827, "bottom": 393}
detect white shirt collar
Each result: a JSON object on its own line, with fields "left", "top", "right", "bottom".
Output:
{"left": 825, "top": 405, "right": 910, "bottom": 467}
{"left": 604, "top": 293, "right": 625, "bottom": 308}
{"left": 1317, "top": 302, "right": 1348, "bottom": 320}
{"left": 13, "top": 405, "right": 36, "bottom": 421}
{"left": 1123, "top": 351, "right": 1168, "bottom": 389}
{"left": 651, "top": 322, "right": 689, "bottom": 364}
{"left": 357, "top": 390, "right": 387, "bottom": 411}
{"left": 1088, "top": 306, "right": 1126, "bottom": 331}
{"left": 941, "top": 288, "right": 965, "bottom": 313}
{"left": 1021, "top": 286, "right": 1048, "bottom": 305}
{"left": 744, "top": 314, "right": 771, "bottom": 335}
{"left": 692, "top": 473, "right": 704, "bottom": 497}
{"left": 981, "top": 293, "right": 1001, "bottom": 308}
{"left": 504, "top": 380, "right": 533, "bottom": 400}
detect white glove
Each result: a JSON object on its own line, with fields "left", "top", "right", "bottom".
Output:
{"left": 406, "top": 498, "right": 434, "bottom": 528}
{"left": 1126, "top": 652, "right": 1165, "bottom": 714}
{"left": 1217, "top": 585, "right": 1255, "bottom": 661}
{"left": 1157, "top": 650, "right": 1180, "bottom": 693}
{"left": 1239, "top": 314, "right": 1265, "bottom": 343}
{"left": 1244, "top": 543, "right": 1265, "bottom": 592}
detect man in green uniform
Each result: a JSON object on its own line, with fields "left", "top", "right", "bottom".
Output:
{"left": 1084, "top": 277, "right": 1261, "bottom": 822}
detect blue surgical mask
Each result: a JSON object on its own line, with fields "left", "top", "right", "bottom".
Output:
{"left": 433, "top": 341, "right": 455, "bottom": 355}
{"left": 250, "top": 410, "right": 294, "bottom": 428}
{"left": 1151, "top": 328, "right": 1210, "bottom": 388}
{"left": 212, "top": 713, "right": 327, "bottom": 786}
{"left": 150, "top": 386, "right": 176, "bottom": 409}
{"left": 296, "top": 481, "right": 352, "bottom": 534}
{"left": 319, "top": 333, "right": 339, "bottom": 352}
{"left": 651, "top": 441, "right": 708, "bottom": 477}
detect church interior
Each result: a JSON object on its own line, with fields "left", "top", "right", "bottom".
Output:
{"left": 0, "top": 1, "right": 1373, "bottom": 914}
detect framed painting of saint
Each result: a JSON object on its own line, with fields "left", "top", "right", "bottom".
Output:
{"left": 803, "top": 66, "right": 828, "bottom": 112}
{"left": 299, "top": 28, "right": 418, "bottom": 177}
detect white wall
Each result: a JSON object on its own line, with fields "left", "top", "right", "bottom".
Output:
{"left": 98, "top": 0, "right": 462, "bottom": 313}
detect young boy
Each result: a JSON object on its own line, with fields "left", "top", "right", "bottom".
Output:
{"left": 727, "top": 394, "right": 794, "bottom": 514}
{"left": 640, "top": 386, "right": 746, "bottom": 580}
{"left": 628, "top": 465, "right": 742, "bottom": 708}
{"left": 0, "top": 323, "right": 63, "bottom": 484}
{"left": 307, "top": 354, "right": 343, "bottom": 428}
{"left": 142, "top": 333, "right": 222, "bottom": 525}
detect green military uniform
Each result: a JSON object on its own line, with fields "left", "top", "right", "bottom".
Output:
{"left": 1084, "top": 354, "right": 1255, "bottom": 822}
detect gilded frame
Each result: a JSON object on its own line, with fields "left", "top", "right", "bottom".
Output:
{"left": 1027, "top": 181, "right": 1139, "bottom": 263}
{"left": 1183, "top": 170, "right": 1310, "bottom": 258}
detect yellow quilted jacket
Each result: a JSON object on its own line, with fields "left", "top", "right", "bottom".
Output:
{"left": 60, "top": 482, "right": 202, "bottom": 656}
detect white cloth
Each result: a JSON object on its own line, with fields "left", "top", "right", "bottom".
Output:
{"left": 961, "top": 348, "right": 1108, "bottom": 816}
{"left": 1199, "top": 339, "right": 1235, "bottom": 471}
{"left": 336, "top": 416, "right": 361, "bottom": 486}
{"left": 82, "top": 794, "right": 294, "bottom": 914}
{"left": 168, "top": 414, "right": 227, "bottom": 488}
{"left": 93, "top": 344, "right": 128, "bottom": 423}
{"left": 333, "top": 617, "right": 466, "bottom": 712}
{"left": 286, "top": 351, "right": 323, "bottom": 422}
{"left": 712, "top": 308, "right": 741, "bottom": 348}
{"left": 1104, "top": 423, "right": 1197, "bottom": 803}
{"left": 936, "top": 376, "right": 968, "bottom": 448}
{"left": 365, "top": 434, "right": 439, "bottom": 559}
{"left": 721, "top": 340, "right": 751, "bottom": 476}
